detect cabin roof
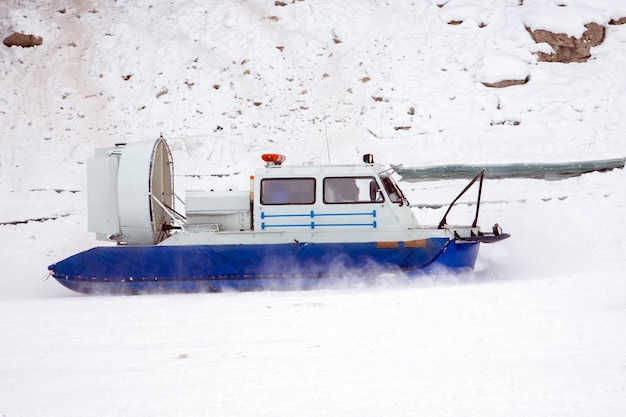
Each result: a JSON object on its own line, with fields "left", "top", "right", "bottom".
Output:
{"left": 255, "top": 163, "right": 387, "bottom": 177}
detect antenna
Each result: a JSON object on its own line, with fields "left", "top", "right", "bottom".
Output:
{"left": 379, "top": 164, "right": 403, "bottom": 175}
{"left": 322, "top": 104, "right": 331, "bottom": 164}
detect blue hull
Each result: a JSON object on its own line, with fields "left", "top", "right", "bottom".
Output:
{"left": 49, "top": 239, "right": 480, "bottom": 294}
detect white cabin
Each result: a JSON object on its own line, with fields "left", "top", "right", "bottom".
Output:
{"left": 87, "top": 138, "right": 469, "bottom": 247}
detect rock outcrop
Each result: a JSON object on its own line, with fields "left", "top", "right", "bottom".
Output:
{"left": 482, "top": 76, "right": 529, "bottom": 89}
{"left": 609, "top": 17, "right": 626, "bottom": 25}
{"left": 527, "top": 22, "right": 605, "bottom": 63}
{"left": 476, "top": 51, "right": 530, "bottom": 89}
{"left": 3, "top": 32, "right": 43, "bottom": 48}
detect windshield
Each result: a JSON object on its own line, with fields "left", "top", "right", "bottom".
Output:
{"left": 380, "top": 175, "right": 405, "bottom": 204}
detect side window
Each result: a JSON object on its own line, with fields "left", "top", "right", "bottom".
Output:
{"left": 324, "top": 177, "right": 383, "bottom": 204}
{"left": 260, "top": 178, "right": 315, "bottom": 205}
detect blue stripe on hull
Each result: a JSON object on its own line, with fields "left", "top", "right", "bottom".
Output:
{"left": 49, "top": 239, "right": 479, "bottom": 294}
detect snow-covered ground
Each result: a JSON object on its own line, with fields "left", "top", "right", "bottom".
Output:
{"left": 1, "top": 1, "right": 625, "bottom": 415}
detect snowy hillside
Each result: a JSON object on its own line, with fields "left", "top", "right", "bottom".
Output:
{"left": 1, "top": 1, "right": 626, "bottom": 415}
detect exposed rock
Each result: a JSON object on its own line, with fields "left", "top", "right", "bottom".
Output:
{"left": 527, "top": 22, "right": 605, "bottom": 63}
{"left": 155, "top": 87, "right": 169, "bottom": 98}
{"left": 609, "top": 17, "right": 626, "bottom": 25}
{"left": 476, "top": 51, "right": 530, "bottom": 88}
{"left": 3, "top": 32, "right": 43, "bottom": 48}
{"left": 482, "top": 76, "right": 530, "bottom": 89}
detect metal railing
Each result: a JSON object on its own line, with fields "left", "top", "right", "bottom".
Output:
{"left": 261, "top": 210, "right": 377, "bottom": 230}
{"left": 438, "top": 169, "right": 485, "bottom": 229}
